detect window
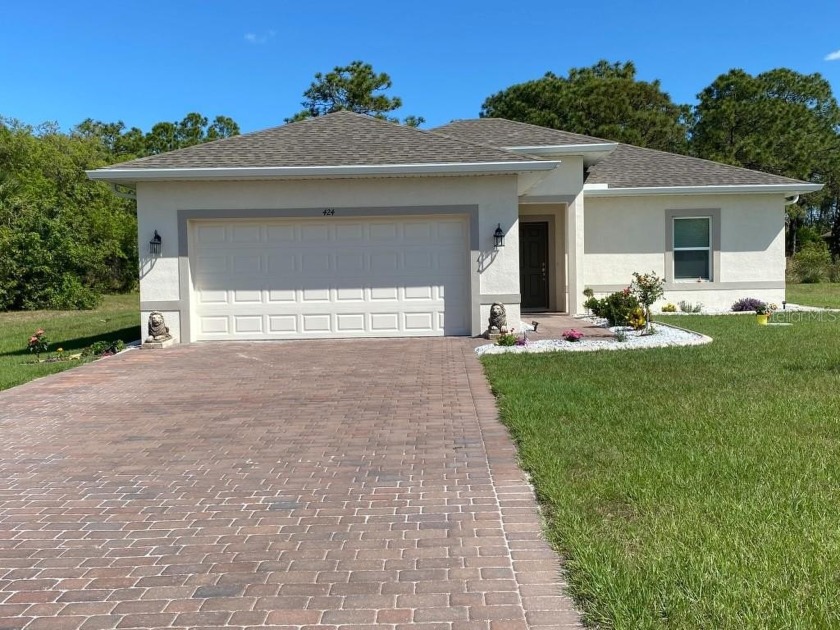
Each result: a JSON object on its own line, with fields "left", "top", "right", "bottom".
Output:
{"left": 673, "top": 217, "right": 711, "bottom": 280}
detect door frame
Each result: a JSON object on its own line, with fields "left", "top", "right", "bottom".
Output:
{"left": 519, "top": 214, "right": 559, "bottom": 312}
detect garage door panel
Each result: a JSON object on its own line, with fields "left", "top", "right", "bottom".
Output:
{"left": 336, "top": 287, "right": 365, "bottom": 301}
{"left": 268, "top": 289, "right": 296, "bottom": 303}
{"left": 302, "top": 314, "right": 331, "bottom": 332}
{"left": 199, "top": 316, "right": 229, "bottom": 335}
{"left": 336, "top": 313, "right": 366, "bottom": 332}
{"left": 336, "top": 224, "right": 364, "bottom": 240}
{"left": 232, "top": 289, "right": 262, "bottom": 304}
{"left": 370, "top": 223, "right": 398, "bottom": 240}
{"left": 370, "top": 313, "right": 400, "bottom": 332}
{"left": 268, "top": 315, "right": 297, "bottom": 332}
{"left": 404, "top": 312, "right": 434, "bottom": 331}
{"left": 370, "top": 286, "right": 399, "bottom": 301}
{"left": 232, "top": 255, "right": 262, "bottom": 274}
{"left": 191, "top": 216, "right": 469, "bottom": 340}
{"left": 234, "top": 315, "right": 263, "bottom": 334}
{"left": 301, "top": 225, "right": 330, "bottom": 241}
{"left": 196, "top": 225, "right": 226, "bottom": 244}
{"left": 268, "top": 253, "right": 296, "bottom": 273}
{"left": 231, "top": 225, "right": 262, "bottom": 242}
{"left": 267, "top": 225, "right": 295, "bottom": 242}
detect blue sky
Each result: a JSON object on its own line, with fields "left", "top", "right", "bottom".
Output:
{"left": 2, "top": 0, "right": 839, "bottom": 133}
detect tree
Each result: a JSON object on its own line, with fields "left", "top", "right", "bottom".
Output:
{"left": 286, "top": 60, "right": 424, "bottom": 127}
{"left": 480, "top": 60, "right": 691, "bottom": 153}
{"left": 692, "top": 68, "right": 840, "bottom": 255}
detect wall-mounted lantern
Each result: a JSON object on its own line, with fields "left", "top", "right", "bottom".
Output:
{"left": 149, "top": 230, "right": 162, "bottom": 256}
{"left": 493, "top": 223, "right": 506, "bottom": 249}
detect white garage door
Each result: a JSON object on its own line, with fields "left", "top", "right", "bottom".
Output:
{"left": 190, "top": 216, "right": 470, "bottom": 340}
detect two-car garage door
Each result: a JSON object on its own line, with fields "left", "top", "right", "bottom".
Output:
{"left": 190, "top": 216, "right": 470, "bottom": 340}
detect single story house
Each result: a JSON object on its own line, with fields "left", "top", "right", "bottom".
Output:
{"left": 88, "top": 111, "right": 821, "bottom": 342}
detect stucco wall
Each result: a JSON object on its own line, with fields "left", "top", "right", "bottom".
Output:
{"left": 136, "top": 175, "right": 521, "bottom": 340}
{"left": 581, "top": 193, "right": 787, "bottom": 311}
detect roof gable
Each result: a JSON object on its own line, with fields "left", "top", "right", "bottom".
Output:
{"left": 110, "top": 111, "right": 535, "bottom": 170}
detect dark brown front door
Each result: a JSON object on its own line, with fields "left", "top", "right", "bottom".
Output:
{"left": 520, "top": 222, "right": 549, "bottom": 310}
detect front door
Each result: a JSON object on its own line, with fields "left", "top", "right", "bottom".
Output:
{"left": 520, "top": 222, "right": 549, "bottom": 310}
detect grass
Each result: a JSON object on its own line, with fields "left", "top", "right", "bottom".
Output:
{"left": 787, "top": 282, "right": 840, "bottom": 308}
{"left": 482, "top": 315, "right": 840, "bottom": 629}
{"left": 0, "top": 293, "right": 140, "bottom": 392}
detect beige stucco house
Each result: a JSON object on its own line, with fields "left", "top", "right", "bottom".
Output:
{"left": 88, "top": 112, "right": 820, "bottom": 343}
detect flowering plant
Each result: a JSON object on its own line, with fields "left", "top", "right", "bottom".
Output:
{"left": 28, "top": 329, "right": 49, "bottom": 359}
{"left": 754, "top": 302, "right": 778, "bottom": 315}
{"left": 562, "top": 329, "right": 584, "bottom": 342}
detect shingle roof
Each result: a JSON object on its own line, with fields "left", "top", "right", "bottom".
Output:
{"left": 110, "top": 111, "right": 535, "bottom": 170}
{"left": 432, "top": 117, "right": 811, "bottom": 189}
{"left": 432, "top": 118, "right": 610, "bottom": 147}
{"left": 586, "top": 143, "right": 807, "bottom": 188}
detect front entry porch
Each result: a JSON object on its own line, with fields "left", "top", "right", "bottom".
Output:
{"left": 519, "top": 203, "right": 571, "bottom": 313}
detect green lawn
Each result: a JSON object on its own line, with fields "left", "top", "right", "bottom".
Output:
{"left": 787, "top": 282, "right": 840, "bottom": 308}
{"left": 0, "top": 293, "right": 140, "bottom": 392}
{"left": 482, "top": 315, "right": 840, "bottom": 629}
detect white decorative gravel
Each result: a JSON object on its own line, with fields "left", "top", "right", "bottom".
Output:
{"left": 476, "top": 319, "right": 711, "bottom": 355}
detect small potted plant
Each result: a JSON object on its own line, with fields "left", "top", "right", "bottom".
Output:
{"left": 562, "top": 329, "right": 584, "bottom": 342}
{"left": 754, "top": 302, "right": 777, "bottom": 325}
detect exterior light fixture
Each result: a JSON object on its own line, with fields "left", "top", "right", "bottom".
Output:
{"left": 493, "top": 223, "right": 505, "bottom": 248}
{"left": 149, "top": 230, "right": 162, "bottom": 256}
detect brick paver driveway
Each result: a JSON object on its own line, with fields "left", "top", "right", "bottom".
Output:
{"left": 0, "top": 339, "right": 582, "bottom": 629}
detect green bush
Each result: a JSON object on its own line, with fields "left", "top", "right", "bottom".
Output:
{"left": 789, "top": 241, "right": 832, "bottom": 284}
{"left": 81, "top": 339, "right": 125, "bottom": 357}
{"left": 585, "top": 289, "right": 640, "bottom": 326}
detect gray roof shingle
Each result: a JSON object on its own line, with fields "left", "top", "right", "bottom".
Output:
{"left": 586, "top": 143, "right": 808, "bottom": 188}
{"left": 432, "top": 118, "right": 611, "bottom": 147}
{"left": 110, "top": 111, "right": 535, "bottom": 170}
{"left": 432, "top": 118, "right": 811, "bottom": 189}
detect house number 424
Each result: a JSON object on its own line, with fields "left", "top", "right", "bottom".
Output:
{"left": 322, "top": 208, "right": 335, "bottom": 216}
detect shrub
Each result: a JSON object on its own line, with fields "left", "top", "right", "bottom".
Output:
{"left": 661, "top": 303, "right": 677, "bottom": 313}
{"left": 678, "top": 301, "right": 702, "bottom": 313}
{"left": 81, "top": 339, "right": 125, "bottom": 357}
{"left": 496, "top": 332, "right": 518, "bottom": 347}
{"left": 586, "top": 291, "right": 639, "bottom": 326}
{"left": 732, "top": 297, "right": 765, "bottom": 312}
{"left": 600, "top": 289, "right": 640, "bottom": 326}
{"left": 629, "top": 307, "right": 646, "bottom": 331}
{"left": 789, "top": 241, "right": 832, "bottom": 284}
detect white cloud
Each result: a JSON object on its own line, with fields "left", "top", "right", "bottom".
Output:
{"left": 244, "top": 30, "right": 275, "bottom": 45}
{"left": 825, "top": 49, "right": 840, "bottom": 61}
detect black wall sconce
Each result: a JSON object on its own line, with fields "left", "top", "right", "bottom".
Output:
{"left": 493, "top": 223, "right": 506, "bottom": 249}
{"left": 149, "top": 230, "right": 162, "bottom": 256}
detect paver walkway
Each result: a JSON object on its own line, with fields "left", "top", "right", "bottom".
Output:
{"left": 0, "top": 339, "right": 583, "bottom": 629}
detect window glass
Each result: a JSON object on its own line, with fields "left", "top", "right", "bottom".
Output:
{"left": 674, "top": 250, "right": 710, "bottom": 279}
{"left": 674, "top": 218, "right": 710, "bottom": 249}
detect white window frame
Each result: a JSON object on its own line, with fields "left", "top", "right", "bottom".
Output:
{"left": 672, "top": 216, "right": 712, "bottom": 281}
{"left": 664, "top": 208, "right": 721, "bottom": 285}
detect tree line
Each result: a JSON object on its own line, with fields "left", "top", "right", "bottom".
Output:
{"left": 0, "top": 113, "right": 240, "bottom": 310}
{"left": 1, "top": 60, "right": 838, "bottom": 310}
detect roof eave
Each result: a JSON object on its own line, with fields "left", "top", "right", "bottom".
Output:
{"left": 583, "top": 183, "right": 824, "bottom": 197}
{"left": 86, "top": 161, "right": 559, "bottom": 184}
